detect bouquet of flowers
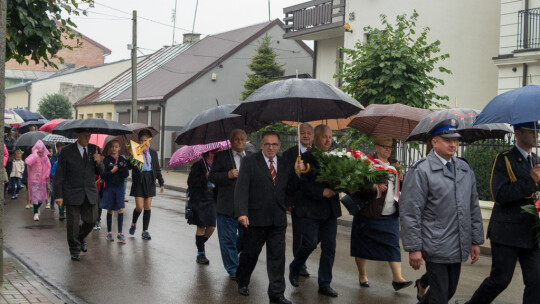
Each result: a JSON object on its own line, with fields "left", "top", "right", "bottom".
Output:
{"left": 521, "top": 198, "right": 540, "bottom": 244}
{"left": 310, "top": 148, "right": 398, "bottom": 193}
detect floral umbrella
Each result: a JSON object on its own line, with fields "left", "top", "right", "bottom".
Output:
{"left": 167, "top": 140, "right": 230, "bottom": 171}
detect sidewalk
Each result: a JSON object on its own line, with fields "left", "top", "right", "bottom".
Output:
{"left": 1, "top": 251, "right": 62, "bottom": 304}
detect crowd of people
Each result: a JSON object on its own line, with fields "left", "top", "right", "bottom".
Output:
{"left": 185, "top": 119, "right": 539, "bottom": 304}
{"left": 4, "top": 117, "right": 539, "bottom": 304}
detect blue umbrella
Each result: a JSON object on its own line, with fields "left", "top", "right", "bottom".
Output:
{"left": 12, "top": 109, "right": 44, "bottom": 122}
{"left": 474, "top": 85, "right": 540, "bottom": 126}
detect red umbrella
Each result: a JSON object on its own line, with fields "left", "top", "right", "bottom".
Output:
{"left": 89, "top": 134, "right": 108, "bottom": 148}
{"left": 39, "top": 119, "right": 68, "bottom": 133}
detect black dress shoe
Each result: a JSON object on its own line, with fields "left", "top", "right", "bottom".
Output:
{"left": 229, "top": 273, "right": 237, "bottom": 281}
{"left": 80, "top": 241, "right": 87, "bottom": 252}
{"left": 318, "top": 285, "right": 338, "bottom": 297}
{"left": 70, "top": 254, "right": 80, "bottom": 261}
{"left": 392, "top": 280, "right": 413, "bottom": 291}
{"left": 359, "top": 281, "right": 370, "bottom": 287}
{"left": 289, "top": 266, "right": 299, "bottom": 287}
{"left": 238, "top": 286, "right": 249, "bottom": 296}
{"left": 269, "top": 295, "right": 292, "bottom": 304}
{"left": 414, "top": 278, "right": 427, "bottom": 300}
{"left": 59, "top": 213, "right": 66, "bottom": 221}
{"left": 299, "top": 265, "right": 310, "bottom": 277}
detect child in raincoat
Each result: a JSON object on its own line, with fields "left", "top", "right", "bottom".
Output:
{"left": 25, "top": 140, "right": 51, "bottom": 221}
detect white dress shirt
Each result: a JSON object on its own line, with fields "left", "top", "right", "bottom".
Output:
{"left": 77, "top": 142, "right": 88, "bottom": 158}
{"left": 262, "top": 152, "right": 277, "bottom": 173}
{"left": 233, "top": 150, "right": 246, "bottom": 170}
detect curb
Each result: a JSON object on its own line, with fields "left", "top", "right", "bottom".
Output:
{"left": 4, "top": 247, "right": 87, "bottom": 304}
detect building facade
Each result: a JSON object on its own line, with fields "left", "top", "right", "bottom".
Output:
{"left": 283, "top": 0, "right": 501, "bottom": 110}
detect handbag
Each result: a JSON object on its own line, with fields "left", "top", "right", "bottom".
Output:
{"left": 340, "top": 192, "right": 368, "bottom": 216}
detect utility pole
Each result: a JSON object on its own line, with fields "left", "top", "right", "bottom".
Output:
{"left": 0, "top": 0, "right": 7, "bottom": 280}
{"left": 131, "top": 10, "right": 138, "bottom": 123}
{"left": 172, "top": 0, "right": 178, "bottom": 45}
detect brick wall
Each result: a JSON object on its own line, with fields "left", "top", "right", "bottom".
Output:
{"left": 6, "top": 35, "right": 107, "bottom": 71}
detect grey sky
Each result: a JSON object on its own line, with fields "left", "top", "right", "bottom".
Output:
{"left": 72, "top": 0, "right": 309, "bottom": 63}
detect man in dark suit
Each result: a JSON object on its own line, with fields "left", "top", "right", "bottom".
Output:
{"left": 209, "top": 129, "right": 250, "bottom": 280}
{"left": 467, "top": 122, "right": 540, "bottom": 304}
{"left": 289, "top": 124, "right": 341, "bottom": 297}
{"left": 54, "top": 130, "right": 104, "bottom": 261}
{"left": 282, "top": 123, "right": 313, "bottom": 277}
{"left": 235, "top": 131, "right": 304, "bottom": 304}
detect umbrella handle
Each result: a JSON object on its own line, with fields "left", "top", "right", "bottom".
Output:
{"left": 297, "top": 155, "right": 310, "bottom": 174}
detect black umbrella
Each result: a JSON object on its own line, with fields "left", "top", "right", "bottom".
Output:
{"left": 14, "top": 131, "right": 49, "bottom": 147}
{"left": 4, "top": 123, "right": 12, "bottom": 133}
{"left": 52, "top": 118, "right": 133, "bottom": 136}
{"left": 175, "top": 104, "right": 269, "bottom": 145}
{"left": 18, "top": 119, "right": 49, "bottom": 134}
{"left": 406, "top": 108, "right": 513, "bottom": 143}
{"left": 232, "top": 78, "right": 363, "bottom": 121}
{"left": 232, "top": 78, "right": 363, "bottom": 156}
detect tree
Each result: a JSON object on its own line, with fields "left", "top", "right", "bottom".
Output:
{"left": 38, "top": 94, "right": 73, "bottom": 119}
{"left": 6, "top": 0, "right": 93, "bottom": 68}
{"left": 335, "top": 10, "right": 451, "bottom": 109}
{"left": 241, "top": 33, "right": 285, "bottom": 100}
{"left": 241, "top": 34, "right": 295, "bottom": 136}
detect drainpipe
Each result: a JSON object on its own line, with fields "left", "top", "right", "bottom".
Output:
{"left": 523, "top": 63, "right": 528, "bottom": 87}
{"left": 160, "top": 102, "right": 166, "bottom": 167}
{"left": 24, "top": 83, "right": 31, "bottom": 110}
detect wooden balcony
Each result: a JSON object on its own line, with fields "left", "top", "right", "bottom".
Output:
{"left": 283, "top": 0, "right": 346, "bottom": 40}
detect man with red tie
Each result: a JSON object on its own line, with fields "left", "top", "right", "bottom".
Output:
{"left": 234, "top": 131, "right": 304, "bottom": 304}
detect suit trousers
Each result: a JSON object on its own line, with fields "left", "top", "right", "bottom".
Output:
{"left": 418, "top": 261, "right": 461, "bottom": 304}
{"left": 291, "top": 208, "right": 302, "bottom": 258}
{"left": 467, "top": 242, "right": 540, "bottom": 304}
{"left": 236, "top": 225, "right": 286, "bottom": 298}
{"left": 66, "top": 196, "right": 98, "bottom": 255}
{"left": 290, "top": 216, "right": 337, "bottom": 287}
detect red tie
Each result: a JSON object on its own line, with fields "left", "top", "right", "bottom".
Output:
{"left": 269, "top": 159, "right": 276, "bottom": 185}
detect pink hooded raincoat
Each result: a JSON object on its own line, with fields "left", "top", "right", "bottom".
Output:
{"left": 25, "top": 140, "right": 51, "bottom": 202}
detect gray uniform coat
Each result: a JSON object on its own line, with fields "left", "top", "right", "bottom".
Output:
{"left": 399, "top": 151, "right": 484, "bottom": 264}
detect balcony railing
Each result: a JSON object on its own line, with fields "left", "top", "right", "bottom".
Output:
{"left": 283, "top": 0, "right": 345, "bottom": 39}
{"left": 517, "top": 7, "right": 540, "bottom": 50}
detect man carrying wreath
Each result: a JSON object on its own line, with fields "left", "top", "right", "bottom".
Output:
{"left": 289, "top": 124, "right": 341, "bottom": 298}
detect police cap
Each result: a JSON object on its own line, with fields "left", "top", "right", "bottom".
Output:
{"left": 430, "top": 118, "right": 461, "bottom": 138}
{"left": 513, "top": 121, "right": 540, "bottom": 131}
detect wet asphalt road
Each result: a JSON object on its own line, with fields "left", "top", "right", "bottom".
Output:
{"left": 3, "top": 185, "right": 525, "bottom": 304}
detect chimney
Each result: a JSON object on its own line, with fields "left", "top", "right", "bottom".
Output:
{"left": 183, "top": 33, "right": 201, "bottom": 43}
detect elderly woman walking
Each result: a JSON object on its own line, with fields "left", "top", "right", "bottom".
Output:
{"left": 25, "top": 140, "right": 51, "bottom": 221}
{"left": 350, "top": 135, "right": 412, "bottom": 291}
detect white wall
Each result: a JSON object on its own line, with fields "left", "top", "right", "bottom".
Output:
{"left": 336, "top": 0, "right": 500, "bottom": 110}
{"left": 315, "top": 36, "right": 344, "bottom": 85}
{"left": 162, "top": 24, "right": 313, "bottom": 159}
{"left": 29, "top": 59, "right": 134, "bottom": 112}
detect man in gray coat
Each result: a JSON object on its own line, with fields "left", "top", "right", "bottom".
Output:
{"left": 400, "top": 119, "right": 484, "bottom": 303}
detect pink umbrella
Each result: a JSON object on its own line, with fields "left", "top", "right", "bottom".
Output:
{"left": 89, "top": 134, "right": 108, "bottom": 148}
{"left": 39, "top": 119, "right": 68, "bottom": 133}
{"left": 167, "top": 140, "right": 231, "bottom": 170}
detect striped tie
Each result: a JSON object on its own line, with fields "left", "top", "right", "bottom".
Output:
{"left": 269, "top": 159, "right": 276, "bottom": 185}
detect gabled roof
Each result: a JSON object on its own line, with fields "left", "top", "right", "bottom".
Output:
{"left": 54, "top": 20, "right": 112, "bottom": 55}
{"left": 75, "top": 19, "right": 313, "bottom": 107}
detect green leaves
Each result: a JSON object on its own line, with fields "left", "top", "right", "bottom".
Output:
{"left": 335, "top": 10, "right": 451, "bottom": 109}
{"left": 6, "top": 0, "right": 94, "bottom": 69}
{"left": 37, "top": 94, "right": 73, "bottom": 119}
{"left": 241, "top": 34, "right": 285, "bottom": 101}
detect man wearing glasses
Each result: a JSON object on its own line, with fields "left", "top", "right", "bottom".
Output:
{"left": 289, "top": 124, "right": 341, "bottom": 298}
{"left": 234, "top": 131, "right": 304, "bottom": 304}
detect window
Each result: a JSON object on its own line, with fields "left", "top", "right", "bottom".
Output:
{"left": 96, "top": 113, "right": 103, "bottom": 119}
{"left": 87, "top": 113, "right": 93, "bottom": 118}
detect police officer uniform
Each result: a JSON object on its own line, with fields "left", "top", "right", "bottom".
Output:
{"left": 400, "top": 119, "right": 484, "bottom": 304}
{"left": 467, "top": 122, "right": 540, "bottom": 304}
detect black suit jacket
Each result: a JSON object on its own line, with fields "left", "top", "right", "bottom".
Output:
{"left": 489, "top": 146, "right": 540, "bottom": 248}
{"left": 283, "top": 145, "right": 307, "bottom": 207}
{"left": 130, "top": 149, "right": 164, "bottom": 187}
{"left": 209, "top": 149, "right": 252, "bottom": 217}
{"left": 295, "top": 150, "right": 342, "bottom": 220}
{"left": 54, "top": 143, "right": 104, "bottom": 206}
{"left": 234, "top": 151, "right": 298, "bottom": 227}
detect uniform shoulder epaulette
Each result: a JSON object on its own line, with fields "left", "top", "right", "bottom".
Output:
{"left": 411, "top": 158, "right": 426, "bottom": 168}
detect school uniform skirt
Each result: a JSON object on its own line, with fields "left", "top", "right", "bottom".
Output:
{"left": 130, "top": 171, "right": 156, "bottom": 198}
{"left": 350, "top": 213, "right": 401, "bottom": 262}
{"left": 100, "top": 185, "right": 125, "bottom": 210}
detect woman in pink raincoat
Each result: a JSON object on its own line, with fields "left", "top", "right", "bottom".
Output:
{"left": 25, "top": 140, "right": 51, "bottom": 221}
